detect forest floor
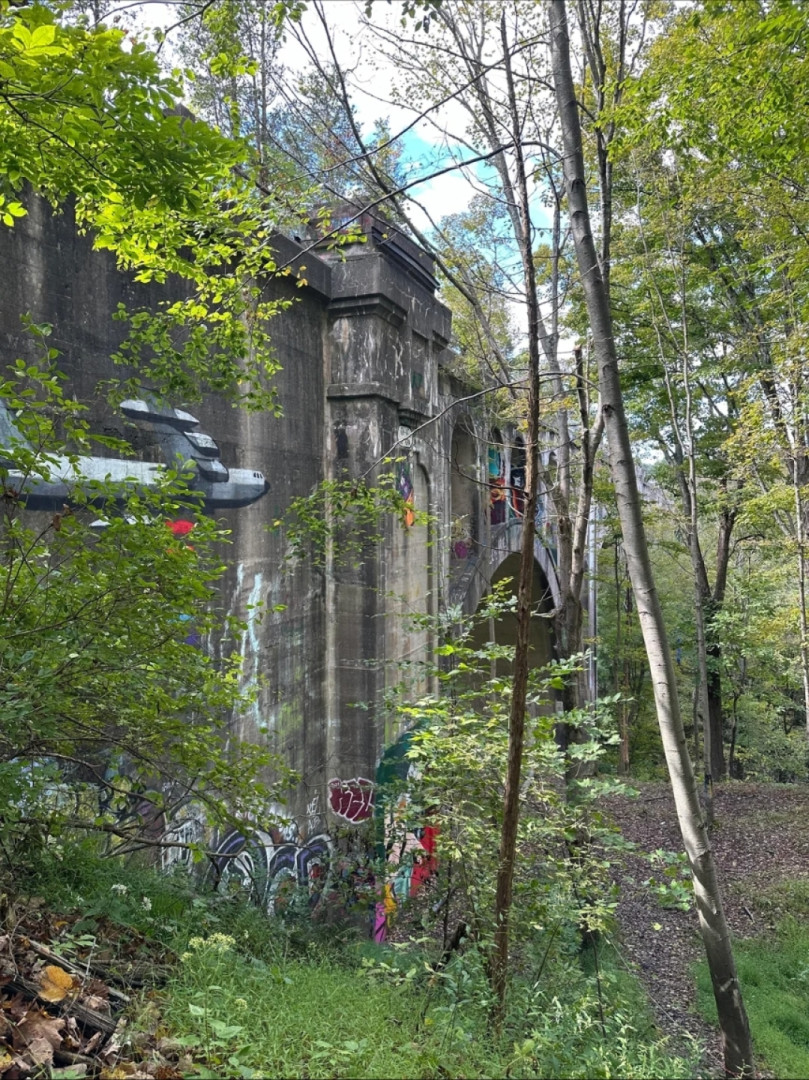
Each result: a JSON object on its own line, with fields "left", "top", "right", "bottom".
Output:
{"left": 606, "top": 780, "right": 809, "bottom": 1073}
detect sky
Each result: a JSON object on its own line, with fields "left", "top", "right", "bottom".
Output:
{"left": 111, "top": 0, "right": 559, "bottom": 344}
{"left": 118, "top": 0, "right": 478, "bottom": 231}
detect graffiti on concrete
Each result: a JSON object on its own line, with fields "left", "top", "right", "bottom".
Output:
{"left": 489, "top": 442, "right": 506, "bottom": 525}
{"left": 0, "top": 397, "right": 268, "bottom": 511}
{"left": 328, "top": 777, "right": 375, "bottom": 823}
{"left": 509, "top": 436, "right": 526, "bottom": 518}
{"left": 209, "top": 824, "right": 334, "bottom": 916}
{"left": 150, "top": 742, "right": 436, "bottom": 936}
{"left": 395, "top": 458, "right": 415, "bottom": 528}
{"left": 160, "top": 807, "right": 207, "bottom": 873}
{"left": 231, "top": 564, "right": 265, "bottom": 730}
{"left": 373, "top": 727, "right": 438, "bottom": 942}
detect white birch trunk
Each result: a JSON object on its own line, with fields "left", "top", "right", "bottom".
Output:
{"left": 549, "top": 3, "right": 753, "bottom": 1073}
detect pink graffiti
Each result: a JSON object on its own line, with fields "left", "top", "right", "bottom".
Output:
{"left": 328, "top": 777, "right": 375, "bottom": 823}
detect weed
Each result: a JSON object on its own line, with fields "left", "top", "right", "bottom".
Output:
{"left": 696, "top": 886, "right": 809, "bottom": 1079}
{"left": 11, "top": 842, "right": 702, "bottom": 1078}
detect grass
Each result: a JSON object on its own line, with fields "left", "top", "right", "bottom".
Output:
{"left": 160, "top": 937, "right": 494, "bottom": 1079}
{"left": 159, "top": 932, "right": 701, "bottom": 1079}
{"left": 696, "top": 882, "right": 809, "bottom": 1080}
{"left": 10, "top": 842, "right": 702, "bottom": 1079}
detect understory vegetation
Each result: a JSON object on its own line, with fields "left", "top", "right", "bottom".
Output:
{"left": 3, "top": 843, "right": 700, "bottom": 1080}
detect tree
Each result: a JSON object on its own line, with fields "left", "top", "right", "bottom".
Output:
{"left": 549, "top": 1, "right": 753, "bottom": 1073}
{"left": 604, "top": 152, "right": 752, "bottom": 785}
{"left": 295, "top": 0, "right": 605, "bottom": 1016}
{"left": 623, "top": 0, "right": 809, "bottom": 751}
{"left": 176, "top": 2, "right": 406, "bottom": 223}
{"left": 0, "top": 0, "right": 302, "bottom": 410}
{"left": 0, "top": 0, "right": 307, "bottom": 856}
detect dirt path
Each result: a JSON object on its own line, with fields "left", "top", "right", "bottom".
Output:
{"left": 605, "top": 781, "right": 809, "bottom": 1073}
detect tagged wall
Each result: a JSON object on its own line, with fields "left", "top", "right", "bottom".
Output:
{"left": 0, "top": 198, "right": 559, "bottom": 903}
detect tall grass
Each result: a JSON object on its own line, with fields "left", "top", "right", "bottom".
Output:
{"left": 12, "top": 844, "right": 701, "bottom": 1079}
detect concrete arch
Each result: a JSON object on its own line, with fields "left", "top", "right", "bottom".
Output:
{"left": 467, "top": 552, "right": 554, "bottom": 673}
{"left": 447, "top": 518, "right": 561, "bottom": 618}
{"left": 449, "top": 417, "right": 480, "bottom": 559}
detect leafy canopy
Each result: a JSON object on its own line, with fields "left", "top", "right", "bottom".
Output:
{"left": 0, "top": 0, "right": 314, "bottom": 409}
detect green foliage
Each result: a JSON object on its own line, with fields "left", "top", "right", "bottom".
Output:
{"left": 384, "top": 598, "right": 630, "bottom": 971}
{"left": 281, "top": 461, "right": 424, "bottom": 568}
{"left": 161, "top": 927, "right": 700, "bottom": 1079}
{"left": 603, "top": 0, "right": 809, "bottom": 785}
{"left": 697, "top": 915, "right": 809, "bottom": 1080}
{"left": 0, "top": 338, "right": 293, "bottom": 864}
{"left": 10, "top": 835, "right": 699, "bottom": 1079}
{"left": 0, "top": 0, "right": 308, "bottom": 410}
{"left": 643, "top": 850, "right": 694, "bottom": 913}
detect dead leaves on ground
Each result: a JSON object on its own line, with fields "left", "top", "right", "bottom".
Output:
{"left": 0, "top": 908, "right": 187, "bottom": 1079}
{"left": 605, "top": 780, "right": 809, "bottom": 1074}
{"left": 38, "top": 966, "right": 77, "bottom": 1004}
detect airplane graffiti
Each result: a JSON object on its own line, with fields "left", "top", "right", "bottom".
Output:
{"left": 0, "top": 397, "right": 268, "bottom": 510}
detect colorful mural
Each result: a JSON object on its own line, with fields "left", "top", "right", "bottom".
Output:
{"left": 328, "top": 777, "right": 375, "bottom": 823}
{"left": 372, "top": 726, "right": 437, "bottom": 942}
{"left": 208, "top": 826, "right": 334, "bottom": 916}
{"left": 510, "top": 437, "right": 526, "bottom": 518}
{"left": 489, "top": 443, "right": 506, "bottom": 525}
{"left": 395, "top": 459, "right": 415, "bottom": 528}
{"left": 0, "top": 397, "right": 268, "bottom": 512}
{"left": 153, "top": 733, "right": 437, "bottom": 937}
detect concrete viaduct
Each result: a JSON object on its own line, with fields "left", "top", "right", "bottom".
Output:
{"left": 0, "top": 198, "right": 560, "bottom": 895}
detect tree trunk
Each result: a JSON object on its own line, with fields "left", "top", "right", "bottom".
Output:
{"left": 550, "top": 3, "right": 753, "bottom": 1074}
{"left": 793, "top": 464, "right": 809, "bottom": 745}
{"left": 490, "top": 9, "right": 543, "bottom": 1026}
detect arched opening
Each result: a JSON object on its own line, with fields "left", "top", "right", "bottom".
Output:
{"left": 469, "top": 553, "right": 553, "bottom": 678}
{"left": 488, "top": 428, "right": 506, "bottom": 526}
{"left": 451, "top": 421, "right": 478, "bottom": 560}
{"left": 509, "top": 436, "right": 526, "bottom": 518}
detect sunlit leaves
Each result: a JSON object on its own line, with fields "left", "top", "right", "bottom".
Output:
{"left": 0, "top": 2, "right": 297, "bottom": 409}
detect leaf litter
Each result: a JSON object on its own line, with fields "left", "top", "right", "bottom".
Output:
{"left": 0, "top": 904, "right": 184, "bottom": 1079}
{"left": 605, "top": 779, "right": 809, "bottom": 1076}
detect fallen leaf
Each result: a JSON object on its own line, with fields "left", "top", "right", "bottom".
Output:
{"left": 21, "top": 1036, "right": 53, "bottom": 1068}
{"left": 16, "top": 1012, "right": 64, "bottom": 1053}
{"left": 82, "top": 1030, "right": 103, "bottom": 1055}
{"left": 81, "top": 995, "right": 110, "bottom": 1015}
{"left": 38, "top": 966, "right": 76, "bottom": 1003}
{"left": 4, "top": 1052, "right": 33, "bottom": 1077}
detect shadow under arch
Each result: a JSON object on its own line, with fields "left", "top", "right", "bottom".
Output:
{"left": 448, "top": 518, "right": 561, "bottom": 619}
{"left": 467, "top": 551, "right": 554, "bottom": 674}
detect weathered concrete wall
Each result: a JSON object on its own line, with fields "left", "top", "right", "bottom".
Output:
{"left": 0, "top": 196, "right": 332, "bottom": 814}
{"left": 0, "top": 200, "right": 558, "bottom": 900}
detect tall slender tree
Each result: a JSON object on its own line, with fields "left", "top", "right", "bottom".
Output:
{"left": 549, "top": 2, "right": 753, "bottom": 1073}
